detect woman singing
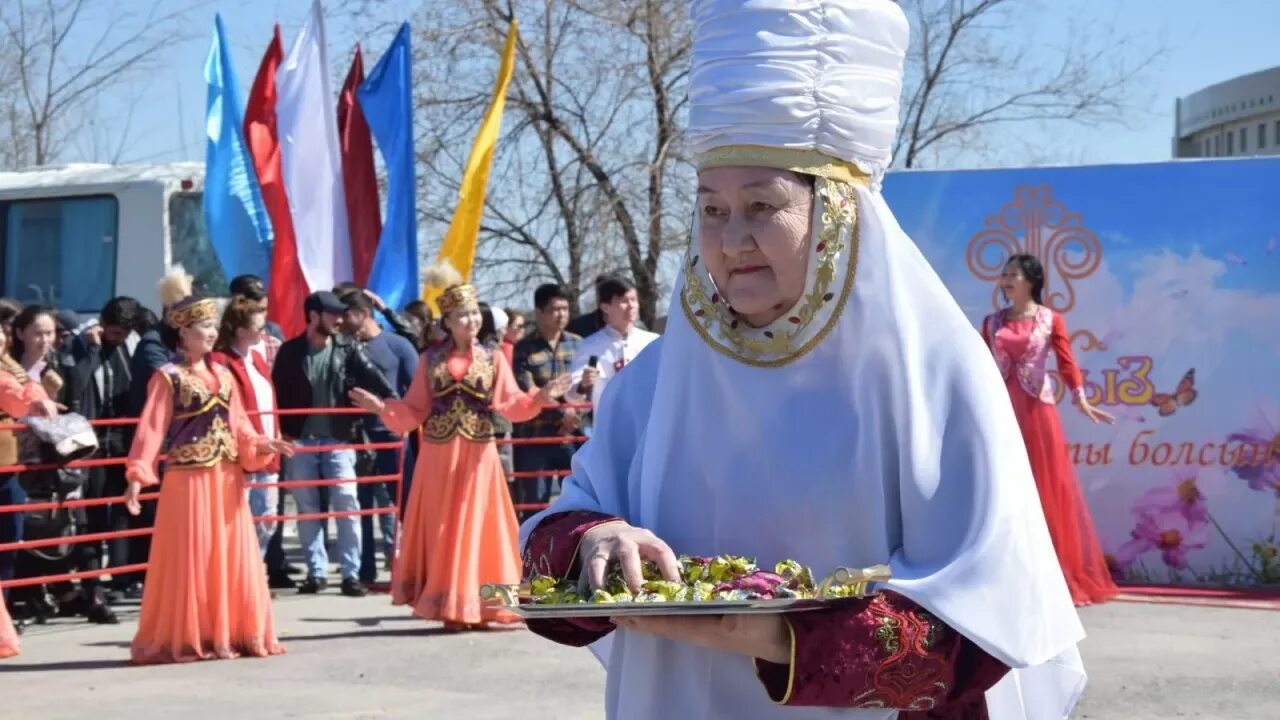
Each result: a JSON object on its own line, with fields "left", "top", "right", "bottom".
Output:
{"left": 982, "top": 253, "right": 1117, "bottom": 606}
{"left": 122, "top": 268, "right": 294, "bottom": 663}
{"left": 349, "top": 267, "right": 569, "bottom": 630}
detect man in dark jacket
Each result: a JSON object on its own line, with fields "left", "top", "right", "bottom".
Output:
{"left": 89, "top": 297, "right": 166, "bottom": 599}
{"left": 272, "top": 291, "right": 394, "bottom": 597}
{"left": 332, "top": 281, "right": 420, "bottom": 348}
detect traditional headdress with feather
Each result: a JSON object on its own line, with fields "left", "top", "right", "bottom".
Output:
{"left": 159, "top": 265, "right": 217, "bottom": 328}
{"left": 428, "top": 261, "right": 478, "bottom": 316}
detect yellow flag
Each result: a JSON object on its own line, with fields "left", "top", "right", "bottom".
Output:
{"left": 424, "top": 21, "right": 519, "bottom": 311}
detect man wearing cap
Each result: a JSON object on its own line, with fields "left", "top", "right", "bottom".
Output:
{"left": 273, "top": 291, "right": 395, "bottom": 597}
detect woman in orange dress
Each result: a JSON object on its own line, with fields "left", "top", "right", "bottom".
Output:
{"left": 350, "top": 275, "right": 569, "bottom": 630}
{"left": 122, "top": 269, "right": 294, "bottom": 663}
{"left": 0, "top": 591, "right": 17, "bottom": 658}
{"left": 982, "top": 254, "right": 1118, "bottom": 606}
{"left": 0, "top": 319, "right": 61, "bottom": 658}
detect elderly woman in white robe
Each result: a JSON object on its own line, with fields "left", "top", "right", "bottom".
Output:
{"left": 518, "top": 2, "right": 1087, "bottom": 718}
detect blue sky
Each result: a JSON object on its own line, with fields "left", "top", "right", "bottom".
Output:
{"left": 61, "top": 0, "right": 1280, "bottom": 170}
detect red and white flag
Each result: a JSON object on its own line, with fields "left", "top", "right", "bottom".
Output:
{"left": 276, "top": 0, "right": 352, "bottom": 294}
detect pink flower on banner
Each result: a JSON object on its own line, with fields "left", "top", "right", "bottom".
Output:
{"left": 1131, "top": 470, "right": 1209, "bottom": 527}
{"left": 1116, "top": 507, "right": 1210, "bottom": 570}
{"left": 1226, "top": 407, "right": 1280, "bottom": 497}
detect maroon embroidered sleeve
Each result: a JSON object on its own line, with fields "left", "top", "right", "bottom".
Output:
{"left": 755, "top": 591, "right": 1010, "bottom": 717}
{"left": 521, "top": 510, "right": 622, "bottom": 647}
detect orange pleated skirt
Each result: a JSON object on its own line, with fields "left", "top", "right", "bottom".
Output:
{"left": 130, "top": 462, "right": 284, "bottom": 664}
{"left": 392, "top": 436, "right": 522, "bottom": 625}
{"left": 0, "top": 591, "right": 18, "bottom": 659}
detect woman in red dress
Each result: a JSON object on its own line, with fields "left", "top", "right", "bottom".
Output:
{"left": 982, "top": 254, "right": 1118, "bottom": 606}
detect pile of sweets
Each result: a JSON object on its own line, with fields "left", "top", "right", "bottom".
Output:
{"left": 527, "top": 555, "right": 863, "bottom": 605}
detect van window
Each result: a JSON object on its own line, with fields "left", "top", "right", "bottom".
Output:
{"left": 168, "top": 192, "right": 228, "bottom": 297}
{"left": 0, "top": 195, "right": 119, "bottom": 312}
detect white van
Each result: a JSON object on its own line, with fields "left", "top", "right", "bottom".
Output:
{"left": 0, "top": 162, "right": 222, "bottom": 315}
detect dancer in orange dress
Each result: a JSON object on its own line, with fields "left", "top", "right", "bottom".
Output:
{"left": 0, "top": 591, "right": 17, "bottom": 658}
{"left": 982, "top": 254, "right": 1118, "bottom": 606}
{"left": 349, "top": 271, "right": 570, "bottom": 630}
{"left": 122, "top": 268, "right": 294, "bottom": 663}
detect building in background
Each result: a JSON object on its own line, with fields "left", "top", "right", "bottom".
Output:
{"left": 1174, "top": 66, "right": 1280, "bottom": 159}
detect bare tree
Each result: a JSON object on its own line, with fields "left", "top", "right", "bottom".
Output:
{"left": 351, "top": 0, "right": 1159, "bottom": 317}
{"left": 894, "top": 0, "right": 1164, "bottom": 168}
{"left": 0, "top": 0, "right": 185, "bottom": 169}
{"left": 359, "top": 0, "right": 691, "bottom": 323}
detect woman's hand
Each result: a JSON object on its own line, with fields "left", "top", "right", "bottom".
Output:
{"left": 123, "top": 481, "right": 143, "bottom": 516}
{"left": 41, "top": 371, "right": 63, "bottom": 398}
{"left": 536, "top": 374, "right": 573, "bottom": 405}
{"left": 578, "top": 521, "right": 681, "bottom": 592}
{"left": 258, "top": 437, "right": 296, "bottom": 458}
{"left": 26, "top": 398, "right": 65, "bottom": 418}
{"left": 1078, "top": 399, "right": 1115, "bottom": 424}
{"left": 348, "top": 387, "right": 385, "bottom": 414}
{"left": 613, "top": 614, "right": 791, "bottom": 665}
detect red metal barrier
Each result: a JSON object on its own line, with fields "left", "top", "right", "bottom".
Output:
{"left": 0, "top": 401, "right": 590, "bottom": 593}
{"left": 0, "top": 407, "right": 406, "bottom": 594}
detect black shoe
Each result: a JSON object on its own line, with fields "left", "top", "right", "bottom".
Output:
{"left": 123, "top": 582, "right": 145, "bottom": 601}
{"left": 297, "top": 576, "right": 328, "bottom": 595}
{"left": 87, "top": 602, "right": 119, "bottom": 625}
{"left": 268, "top": 573, "right": 298, "bottom": 590}
{"left": 340, "top": 579, "right": 368, "bottom": 598}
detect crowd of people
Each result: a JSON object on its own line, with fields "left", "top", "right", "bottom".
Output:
{"left": 0, "top": 261, "right": 660, "bottom": 660}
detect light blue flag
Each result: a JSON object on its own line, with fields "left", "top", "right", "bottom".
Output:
{"left": 203, "top": 14, "right": 273, "bottom": 284}
{"left": 358, "top": 23, "right": 419, "bottom": 314}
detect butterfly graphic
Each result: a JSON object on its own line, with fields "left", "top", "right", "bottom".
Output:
{"left": 1151, "top": 368, "right": 1198, "bottom": 417}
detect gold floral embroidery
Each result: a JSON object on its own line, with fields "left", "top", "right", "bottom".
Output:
{"left": 167, "top": 415, "right": 239, "bottom": 467}
{"left": 874, "top": 612, "right": 902, "bottom": 655}
{"left": 168, "top": 363, "right": 234, "bottom": 412}
{"left": 423, "top": 345, "right": 497, "bottom": 443}
{"left": 423, "top": 396, "right": 496, "bottom": 442}
{"left": 680, "top": 178, "right": 860, "bottom": 367}
{"left": 165, "top": 363, "right": 239, "bottom": 468}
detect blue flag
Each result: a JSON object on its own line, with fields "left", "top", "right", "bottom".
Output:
{"left": 203, "top": 14, "right": 273, "bottom": 284}
{"left": 358, "top": 23, "right": 419, "bottom": 314}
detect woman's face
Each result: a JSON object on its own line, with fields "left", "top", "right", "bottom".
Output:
{"left": 504, "top": 313, "right": 525, "bottom": 342}
{"left": 0, "top": 324, "right": 9, "bottom": 357}
{"left": 1000, "top": 261, "right": 1034, "bottom": 305}
{"left": 181, "top": 319, "right": 219, "bottom": 356}
{"left": 445, "top": 304, "right": 483, "bottom": 344}
{"left": 235, "top": 312, "right": 267, "bottom": 348}
{"left": 696, "top": 166, "right": 813, "bottom": 326}
{"left": 20, "top": 314, "right": 56, "bottom": 360}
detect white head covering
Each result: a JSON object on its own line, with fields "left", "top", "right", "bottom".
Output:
{"left": 525, "top": 2, "right": 1085, "bottom": 718}
{"left": 489, "top": 306, "right": 509, "bottom": 336}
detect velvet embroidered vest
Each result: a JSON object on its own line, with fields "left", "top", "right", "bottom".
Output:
{"left": 161, "top": 362, "right": 239, "bottom": 468}
{"left": 422, "top": 344, "right": 497, "bottom": 443}
{"left": 984, "top": 306, "right": 1055, "bottom": 404}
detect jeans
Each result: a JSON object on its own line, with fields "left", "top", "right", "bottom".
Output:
{"left": 0, "top": 474, "right": 24, "bottom": 601}
{"left": 358, "top": 434, "right": 402, "bottom": 583}
{"left": 512, "top": 443, "right": 574, "bottom": 523}
{"left": 285, "top": 440, "right": 360, "bottom": 581}
{"left": 245, "top": 472, "right": 279, "bottom": 558}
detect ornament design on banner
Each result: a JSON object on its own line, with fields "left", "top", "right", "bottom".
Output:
{"left": 965, "top": 184, "right": 1106, "bottom": 350}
